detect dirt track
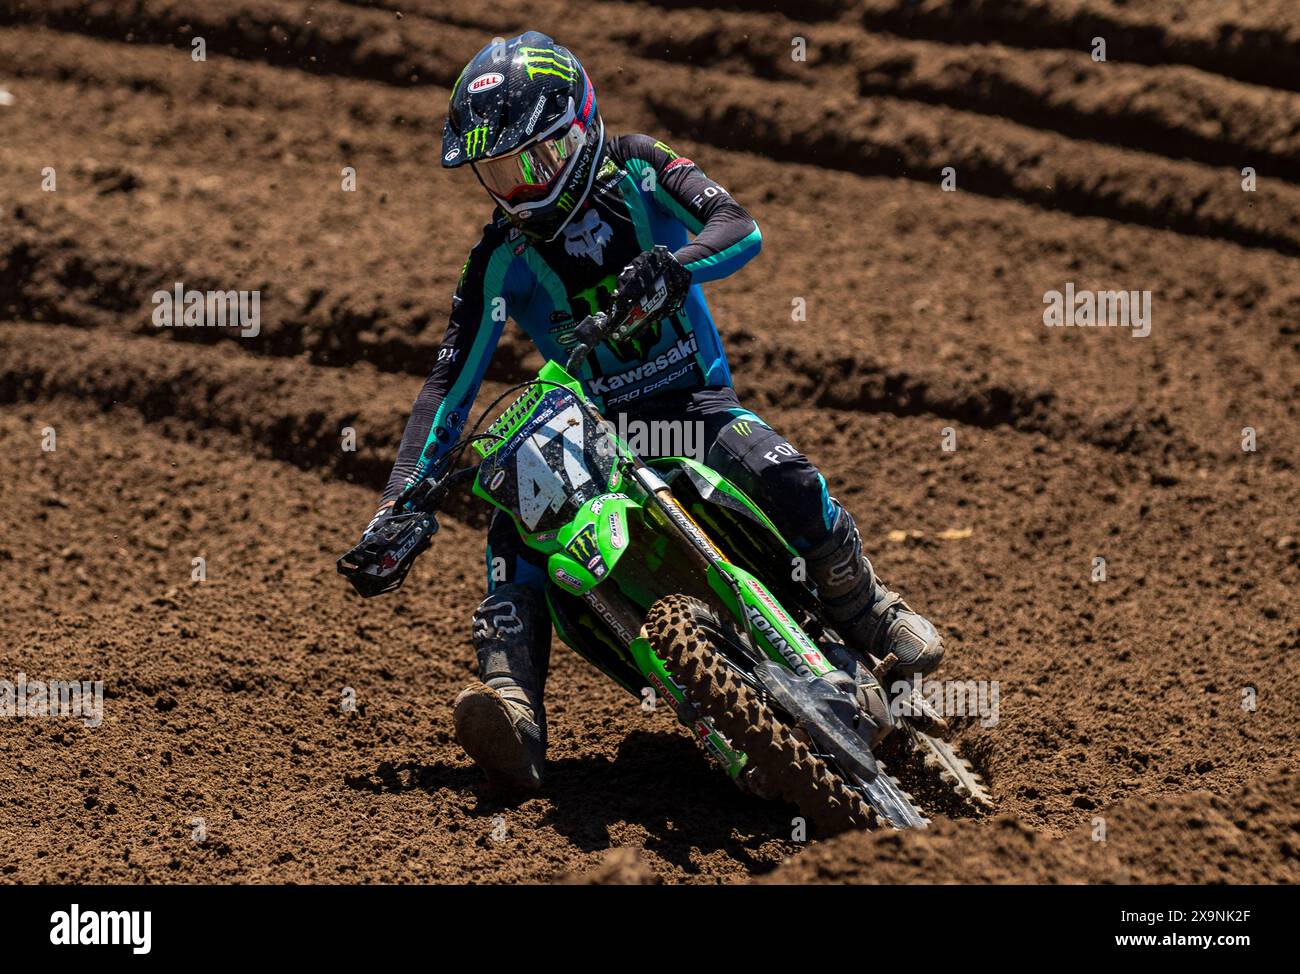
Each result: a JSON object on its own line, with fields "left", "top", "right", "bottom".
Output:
{"left": 0, "top": 0, "right": 1297, "bottom": 883}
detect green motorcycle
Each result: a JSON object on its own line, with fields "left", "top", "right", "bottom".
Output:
{"left": 339, "top": 311, "right": 991, "bottom": 832}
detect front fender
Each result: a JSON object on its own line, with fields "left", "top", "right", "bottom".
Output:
{"left": 546, "top": 492, "right": 639, "bottom": 595}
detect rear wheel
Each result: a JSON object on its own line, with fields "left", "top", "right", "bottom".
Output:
{"left": 644, "top": 594, "right": 874, "bottom": 834}
{"left": 883, "top": 726, "right": 995, "bottom": 817}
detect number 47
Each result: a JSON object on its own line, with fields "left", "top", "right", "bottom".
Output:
{"left": 516, "top": 404, "right": 591, "bottom": 530}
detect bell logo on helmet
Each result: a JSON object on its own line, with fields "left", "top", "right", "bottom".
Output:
{"left": 469, "top": 72, "right": 504, "bottom": 93}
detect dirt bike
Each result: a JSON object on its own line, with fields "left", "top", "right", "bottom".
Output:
{"left": 338, "top": 309, "right": 992, "bottom": 832}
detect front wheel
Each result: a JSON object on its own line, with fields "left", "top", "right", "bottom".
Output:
{"left": 643, "top": 594, "right": 874, "bottom": 834}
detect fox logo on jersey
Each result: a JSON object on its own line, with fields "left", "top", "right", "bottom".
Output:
{"left": 562, "top": 209, "right": 613, "bottom": 263}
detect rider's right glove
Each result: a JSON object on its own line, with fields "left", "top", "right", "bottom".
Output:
{"left": 362, "top": 500, "right": 397, "bottom": 539}
{"left": 338, "top": 498, "right": 437, "bottom": 597}
{"left": 609, "top": 245, "right": 691, "bottom": 344}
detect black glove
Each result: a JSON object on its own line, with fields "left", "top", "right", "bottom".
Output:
{"left": 338, "top": 500, "right": 438, "bottom": 598}
{"left": 609, "top": 245, "right": 692, "bottom": 344}
{"left": 362, "top": 501, "right": 396, "bottom": 539}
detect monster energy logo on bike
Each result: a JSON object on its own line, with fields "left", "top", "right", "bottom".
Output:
{"left": 566, "top": 522, "right": 606, "bottom": 577}
{"left": 518, "top": 47, "right": 577, "bottom": 82}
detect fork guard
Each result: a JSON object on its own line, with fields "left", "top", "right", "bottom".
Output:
{"left": 752, "top": 661, "right": 931, "bottom": 829}
{"left": 752, "top": 660, "right": 880, "bottom": 782}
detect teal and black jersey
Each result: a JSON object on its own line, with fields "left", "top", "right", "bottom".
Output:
{"left": 383, "top": 134, "right": 763, "bottom": 502}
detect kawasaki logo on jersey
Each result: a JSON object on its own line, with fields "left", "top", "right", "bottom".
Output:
{"left": 586, "top": 334, "right": 698, "bottom": 396}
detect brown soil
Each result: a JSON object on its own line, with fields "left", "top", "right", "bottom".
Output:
{"left": 0, "top": 0, "right": 1296, "bottom": 884}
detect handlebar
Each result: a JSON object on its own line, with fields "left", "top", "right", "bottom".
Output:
{"left": 395, "top": 461, "right": 480, "bottom": 516}
{"left": 342, "top": 295, "right": 635, "bottom": 598}
{"left": 398, "top": 301, "right": 629, "bottom": 516}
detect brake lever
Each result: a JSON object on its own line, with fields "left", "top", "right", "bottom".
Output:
{"left": 564, "top": 282, "right": 655, "bottom": 370}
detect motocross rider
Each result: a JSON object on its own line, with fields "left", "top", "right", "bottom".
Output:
{"left": 352, "top": 32, "right": 945, "bottom": 792}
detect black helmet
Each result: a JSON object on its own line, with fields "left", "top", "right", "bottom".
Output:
{"left": 441, "top": 32, "right": 604, "bottom": 241}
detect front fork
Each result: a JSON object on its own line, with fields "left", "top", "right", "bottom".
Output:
{"left": 628, "top": 464, "right": 839, "bottom": 683}
{"left": 611, "top": 461, "right": 839, "bottom": 779}
{"left": 627, "top": 634, "right": 749, "bottom": 779}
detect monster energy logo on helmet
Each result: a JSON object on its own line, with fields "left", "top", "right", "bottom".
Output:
{"left": 518, "top": 46, "right": 577, "bottom": 82}
{"left": 464, "top": 125, "right": 489, "bottom": 159}
{"left": 441, "top": 31, "right": 605, "bottom": 242}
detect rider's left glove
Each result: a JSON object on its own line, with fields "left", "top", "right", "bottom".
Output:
{"left": 609, "top": 245, "right": 692, "bottom": 344}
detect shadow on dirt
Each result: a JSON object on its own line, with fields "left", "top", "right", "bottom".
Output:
{"left": 342, "top": 730, "right": 795, "bottom": 874}
{"left": 540, "top": 731, "right": 795, "bottom": 874}
{"left": 342, "top": 759, "right": 482, "bottom": 795}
